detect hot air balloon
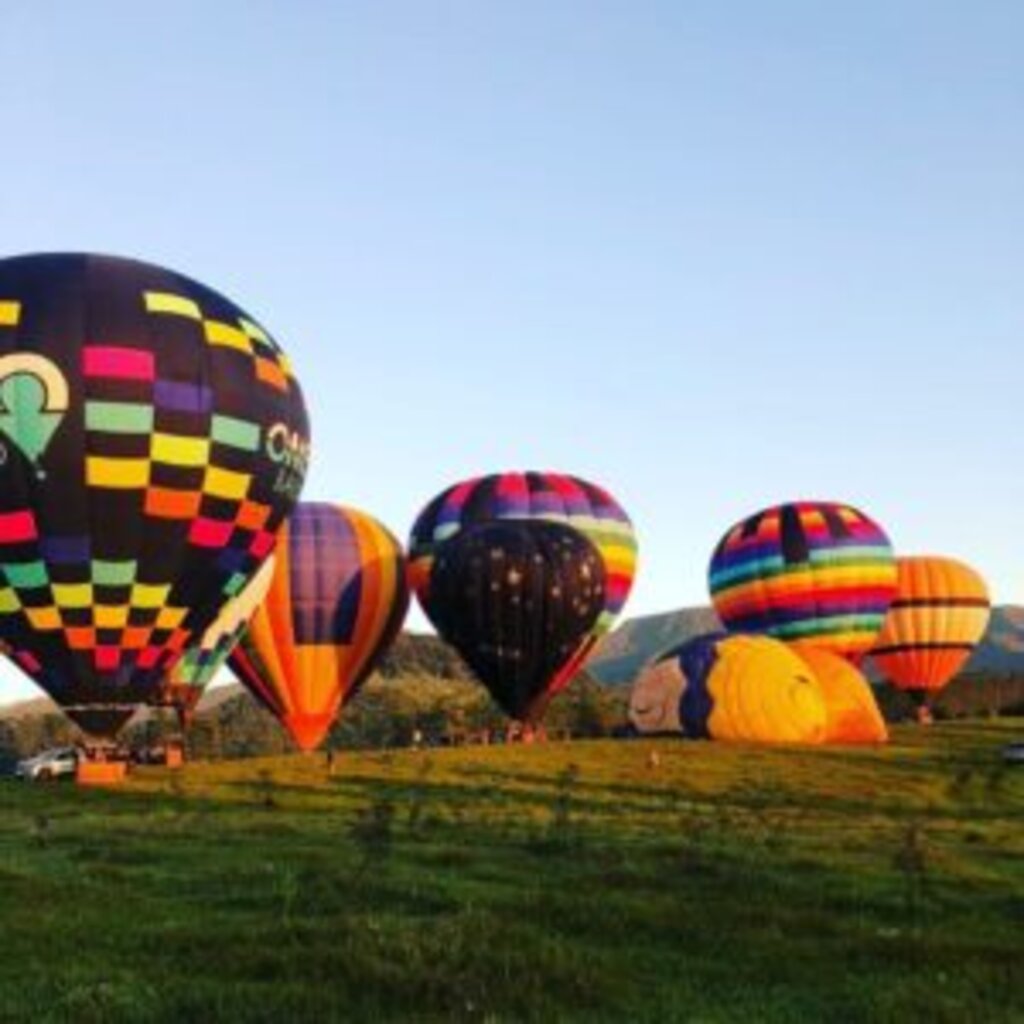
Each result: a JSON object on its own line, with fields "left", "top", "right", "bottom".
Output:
{"left": 870, "top": 556, "right": 991, "bottom": 722}
{"left": 628, "top": 633, "right": 827, "bottom": 744}
{"left": 409, "top": 472, "right": 636, "bottom": 693}
{"left": 229, "top": 504, "right": 409, "bottom": 752}
{"left": 708, "top": 501, "right": 897, "bottom": 659}
{"left": 0, "top": 254, "right": 309, "bottom": 755}
{"left": 791, "top": 645, "right": 887, "bottom": 743}
{"left": 151, "top": 554, "right": 277, "bottom": 729}
{"left": 416, "top": 519, "right": 606, "bottom": 721}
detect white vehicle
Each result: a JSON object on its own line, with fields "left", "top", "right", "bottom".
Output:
{"left": 15, "top": 746, "right": 80, "bottom": 781}
{"left": 1002, "top": 742, "right": 1024, "bottom": 765}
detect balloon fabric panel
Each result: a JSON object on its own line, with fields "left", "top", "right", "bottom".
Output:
{"left": 672, "top": 632, "right": 724, "bottom": 738}
{"left": 0, "top": 254, "right": 309, "bottom": 738}
{"left": 288, "top": 504, "right": 362, "bottom": 645}
{"left": 420, "top": 519, "right": 606, "bottom": 722}
{"left": 706, "top": 636, "right": 826, "bottom": 743}
{"left": 791, "top": 645, "right": 887, "bottom": 743}
{"left": 627, "top": 656, "right": 687, "bottom": 734}
{"left": 153, "top": 553, "right": 278, "bottom": 723}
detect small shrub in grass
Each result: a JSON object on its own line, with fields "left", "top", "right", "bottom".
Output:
{"left": 255, "top": 768, "right": 278, "bottom": 810}
{"left": 351, "top": 794, "right": 395, "bottom": 878}
{"left": 893, "top": 819, "right": 931, "bottom": 950}
{"left": 54, "top": 976, "right": 159, "bottom": 1024}
{"left": 406, "top": 755, "right": 435, "bottom": 835}
{"left": 524, "top": 762, "right": 580, "bottom": 854}
{"left": 276, "top": 863, "right": 300, "bottom": 930}
{"left": 677, "top": 805, "right": 712, "bottom": 873}
{"left": 30, "top": 813, "right": 49, "bottom": 850}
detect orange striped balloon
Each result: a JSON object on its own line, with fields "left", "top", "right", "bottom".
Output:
{"left": 229, "top": 504, "right": 409, "bottom": 751}
{"left": 870, "top": 556, "right": 990, "bottom": 695}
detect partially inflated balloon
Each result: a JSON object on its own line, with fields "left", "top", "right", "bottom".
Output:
{"left": 792, "top": 646, "right": 887, "bottom": 743}
{"left": 870, "top": 556, "right": 990, "bottom": 697}
{"left": 229, "top": 504, "right": 409, "bottom": 751}
{"left": 152, "top": 554, "right": 277, "bottom": 727}
{"left": 418, "top": 519, "right": 606, "bottom": 721}
{"left": 0, "top": 254, "right": 309, "bottom": 738}
{"left": 709, "top": 501, "right": 897, "bottom": 659}
{"left": 627, "top": 655, "right": 689, "bottom": 735}
{"left": 629, "top": 633, "right": 827, "bottom": 744}
{"left": 410, "top": 472, "right": 635, "bottom": 693}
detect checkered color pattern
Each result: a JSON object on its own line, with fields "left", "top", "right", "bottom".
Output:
{"left": 0, "top": 254, "right": 309, "bottom": 736}
{"left": 144, "top": 290, "right": 294, "bottom": 393}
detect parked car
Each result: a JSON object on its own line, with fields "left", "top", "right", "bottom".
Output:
{"left": 1002, "top": 741, "right": 1024, "bottom": 765}
{"left": 15, "top": 746, "right": 80, "bottom": 781}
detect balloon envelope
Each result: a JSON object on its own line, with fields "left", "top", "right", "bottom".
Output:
{"left": 0, "top": 254, "right": 309, "bottom": 738}
{"left": 409, "top": 471, "right": 635, "bottom": 694}
{"left": 708, "top": 501, "right": 897, "bottom": 659}
{"left": 629, "top": 633, "right": 827, "bottom": 744}
{"left": 417, "top": 519, "right": 606, "bottom": 721}
{"left": 229, "top": 503, "right": 409, "bottom": 751}
{"left": 792, "top": 646, "right": 887, "bottom": 744}
{"left": 870, "top": 556, "right": 990, "bottom": 695}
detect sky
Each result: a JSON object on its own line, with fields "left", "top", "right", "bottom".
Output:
{"left": 0, "top": 1, "right": 1021, "bottom": 702}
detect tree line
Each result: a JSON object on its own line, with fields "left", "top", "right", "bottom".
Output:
{"left": 1, "top": 661, "right": 1021, "bottom": 768}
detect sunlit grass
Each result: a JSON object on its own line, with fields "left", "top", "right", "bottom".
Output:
{"left": 0, "top": 721, "right": 1021, "bottom": 1022}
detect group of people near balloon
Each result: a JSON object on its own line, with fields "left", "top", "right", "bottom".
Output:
{"left": 0, "top": 253, "right": 992, "bottom": 779}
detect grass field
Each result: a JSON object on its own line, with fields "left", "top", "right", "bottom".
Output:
{"left": 0, "top": 721, "right": 1021, "bottom": 1023}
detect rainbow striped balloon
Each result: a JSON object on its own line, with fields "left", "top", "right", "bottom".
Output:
{"left": 708, "top": 501, "right": 897, "bottom": 658}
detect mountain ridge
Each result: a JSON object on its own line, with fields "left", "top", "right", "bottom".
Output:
{"left": 586, "top": 604, "right": 1024, "bottom": 685}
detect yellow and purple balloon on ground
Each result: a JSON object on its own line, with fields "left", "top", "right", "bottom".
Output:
{"left": 628, "top": 633, "right": 828, "bottom": 744}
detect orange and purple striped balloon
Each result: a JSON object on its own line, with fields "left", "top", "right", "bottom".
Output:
{"left": 229, "top": 503, "right": 409, "bottom": 751}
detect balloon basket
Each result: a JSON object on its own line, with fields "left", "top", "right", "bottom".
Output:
{"left": 165, "top": 744, "right": 185, "bottom": 769}
{"left": 76, "top": 759, "right": 129, "bottom": 786}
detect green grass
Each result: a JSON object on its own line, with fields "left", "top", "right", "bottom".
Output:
{"left": 1, "top": 721, "right": 1022, "bottom": 1022}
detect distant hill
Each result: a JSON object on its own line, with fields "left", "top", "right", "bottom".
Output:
{"left": 974, "top": 606, "right": 1024, "bottom": 671}
{"left": 0, "top": 682, "right": 245, "bottom": 725}
{"left": 0, "top": 695, "right": 59, "bottom": 722}
{"left": 587, "top": 605, "right": 1024, "bottom": 686}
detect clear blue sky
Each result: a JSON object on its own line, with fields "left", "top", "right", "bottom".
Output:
{"left": 1, "top": 2, "right": 1021, "bottom": 702}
